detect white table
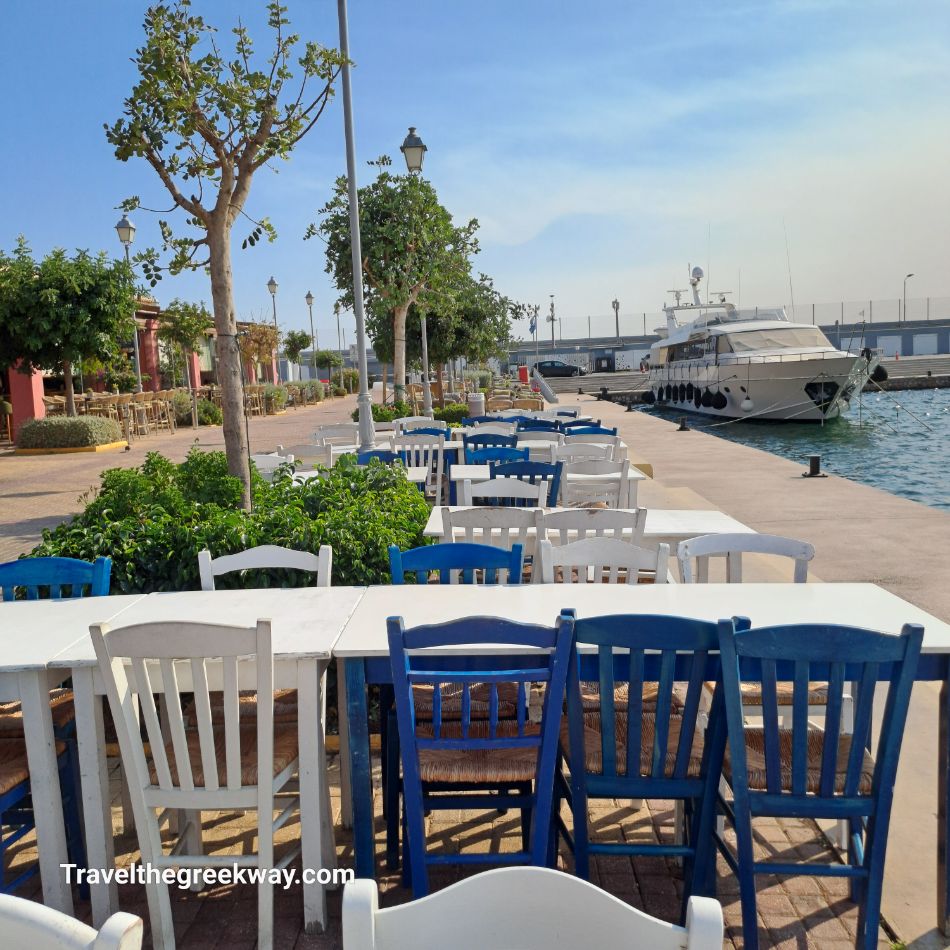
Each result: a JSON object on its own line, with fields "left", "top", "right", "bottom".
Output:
{"left": 49, "top": 586, "right": 365, "bottom": 932}
{"left": 0, "top": 595, "right": 146, "bottom": 915}
{"left": 449, "top": 464, "right": 646, "bottom": 507}
{"left": 335, "top": 583, "right": 950, "bottom": 878}
{"left": 423, "top": 506, "right": 754, "bottom": 549}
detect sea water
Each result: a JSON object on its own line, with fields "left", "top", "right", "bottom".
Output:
{"left": 642, "top": 388, "right": 950, "bottom": 512}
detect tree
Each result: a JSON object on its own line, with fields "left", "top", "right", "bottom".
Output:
{"left": 0, "top": 237, "right": 137, "bottom": 415}
{"left": 238, "top": 319, "right": 280, "bottom": 380}
{"left": 106, "top": 1, "right": 345, "bottom": 508}
{"left": 312, "top": 157, "right": 478, "bottom": 400}
{"left": 282, "top": 328, "right": 312, "bottom": 375}
{"left": 311, "top": 348, "right": 342, "bottom": 385}
{"left": 157, "top": 298, "right": 212, "bottom": 391}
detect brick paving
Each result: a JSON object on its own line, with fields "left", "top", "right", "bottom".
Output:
{"left": 0, "top": 394, "right": 899, "bottom": 946}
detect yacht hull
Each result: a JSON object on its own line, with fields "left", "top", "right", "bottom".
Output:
{"left": 648, "top": 355, "right": 870, "bottom": 422}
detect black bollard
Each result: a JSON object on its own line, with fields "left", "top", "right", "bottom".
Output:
{"left": 677, "top": 416, "right": 689, "bottom": 431}
{"left": 802, "top": 454, "right": 827, "bottom": 478}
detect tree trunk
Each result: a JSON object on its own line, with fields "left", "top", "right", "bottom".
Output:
{"left": 185, "top": 350, "right": 198, "bottom": 429}
{"left": 207, "top": 223, "right": 252, "bottom": 509}
{"left": 62, "top": 360, "right": 76, "bottom": 416}
{"left": 393, "top": 304, "right": 408, "bottom": 402}
{"left": 438, "top": 363, "right": 446, "bottom": 409}
{"left": 382, "top": 362, "right": 388, "bottom": 404}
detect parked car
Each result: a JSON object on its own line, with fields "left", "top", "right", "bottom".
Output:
{"left": 535, "top": 359, "right": 586, "bottom": 378}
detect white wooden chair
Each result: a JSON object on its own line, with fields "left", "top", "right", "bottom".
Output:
{"left": 0, "top": 895, "right": 142, "bottom": 949}
{"left": 276, "top": 443, "right": 334, "bottom": 471}
{"left": 564, "top": 432, "right": 622, "bottom": 460}
{"left": 90, "top": 618, "right": 312, "bottom": 950}
{"left": 538, "top": 536, "right": 670, "bottom": 584}
{"left": 516, "top": 429, "right": 563, "bottom": 445}
{"left": 313, "top": 423, "right": 360, "bottom": 447}
{"left": 554, "top": 442, "right": 613, "bottom": 461}
{"left": 459, "top": 477, "right": 549, "bottom": 507}
{"left": 440, "top": 505, "right": 535, "bottom": 552}
{"left": 394, "top": 431, "right": 445, "bottom": 505}
{"left": 197, "top": 544, "right": 333, "bottom": 591}
{"left": 341, "top": 867, "right": 723, "bottom": 950}
{"left": 536, "top": 507, "right": 646, "bottom": 545}
{"left": 676, "top": 532, "right": 815, "bottom": 584}
{"left": 250, "top": 453, "right": 295, "bottom": 482}
{"left": 561, "top": 458, "right": 631, "bottom": 508}
{"left": 397, "top": 417, "right": 447, "bottom": 434}
{"left": 470, "top": 421, "right": 516, "bottom": 436}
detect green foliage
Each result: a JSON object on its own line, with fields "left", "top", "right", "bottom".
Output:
{"left": 103, "top": 354, "right": 150, "bottom": 393}
{"left": 196, "top": 398, "right": 223, "bottom": 426}
{"left": 434, "top": 403, "right": 469, "bottom": 425}
{"left": 282, "top": 329, "right": 312, "bottom": 365}
{"left": 18, "top": 416, "right": 123, "bottom": 449}
{"left": 0, "top": 237, "right": 138, "bottom": 378}
{"left": 263, "top": 383, "right": 288, "bottom": 410}
{"left": 350, "top": 401, "right": 468, "bottom": 425}
{"left": 332, "top": 385, "right": 346, "bottom": 397}
{"left": 31, "top": 450, "right": 429, "bottom": 592}
{"left": 341, "top": 368, "right": 359, "bottom": 392}
{"left": 157, "top": 299, "right": 212, "bottom": 386}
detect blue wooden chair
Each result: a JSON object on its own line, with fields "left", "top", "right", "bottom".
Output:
{"left": 388, "top": 542, "right": 524, "bottom": 586}
{"left": 0, "top": 556, "right": 112, "bottom": 601}
{"left": 557, "top": 613, "right": 742, "bottom": 919}
{"left": 563, "top": 425, "right": 617, "bottom": 437}
{"left": 388, "top": 612, "right": 575, "bottom": 897}
{"left": 357, "top": 450, "right": 404, "bottom": 465}
{"left": 561, "top": 417, "right": 600, "bottom": 429}
{"left": 467, "top": 446, "right": 529, "bottom": 465}
{"left": 716, "top": 618, "right": 923, "bottom": 950}
{"left": 556, "top": 409, "right": 579, "bottom": 419}
{"left": 463, "top": 432, "right": 517, "bottom": 462}
{"left": 460, "top": 415, "right": 496, "bottom": 425}
{"left": 406, "top": 426, "right": 448, "bottom": 438}
{"left": 490, "top": 460, "right": 563, "bottom": 508}
{"left": 517, "top": 419, "right": 560, "bottom": 432}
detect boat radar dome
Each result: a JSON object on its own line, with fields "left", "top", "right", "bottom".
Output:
{"left": 690, "top": 266, "right": 704, "bottom": 284}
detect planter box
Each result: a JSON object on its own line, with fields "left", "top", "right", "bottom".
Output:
{"left": 15, "top": 440, "right": 129, "bottom": 455}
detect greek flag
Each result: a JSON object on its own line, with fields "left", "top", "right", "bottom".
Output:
{"left": 529, "top": 315, "right": 537, "bottom": 335}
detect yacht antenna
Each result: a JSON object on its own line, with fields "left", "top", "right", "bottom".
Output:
{"left": 783, "top": 219, "right": 796, "bottom": 318}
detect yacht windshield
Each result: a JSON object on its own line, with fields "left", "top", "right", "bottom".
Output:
{"left": 724, "top": 326, "right": 832, "bottom": 352}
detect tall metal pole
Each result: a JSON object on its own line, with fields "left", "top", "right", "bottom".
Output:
{"left": 534, "top": 304, "right": 540, "bottom": 361}
{"left": 419, "top": 312, "right": 434, "bottom": 417}
{"left": 306, "top": 294, "right": 318, "bottom": 379}
{"left": 549, "top": 295, "right": 555, "bottom": 347}
{"left": 903, "top": 273, "right": 914, "bottom": 327}
{"left": 269, "top": 284, "right": 279, "bottom": 381}
{"left": 124, "top": 244, "right": 144, "bottom": 393}
{"left": 336, "top": 305, "right": 344, "bottom": 390}
{"left": 612, "top": 298, "right": 620, "bottom": 341}
{"left": 337, "top": 0, "right": 375, "bottom": 452}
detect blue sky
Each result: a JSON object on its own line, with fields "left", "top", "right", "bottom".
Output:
{"left": 1, "top": 0, "right": 948, "bottom": 343}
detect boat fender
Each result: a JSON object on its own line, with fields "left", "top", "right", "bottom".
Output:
{"left": 701, "top": 388, "right": 714, "bottom": 408}
{"left": 713, "top": 392, "right": 728, "bottom": 410}
{"left": 686, "top": 383, "right": 694, "bottom": 399}
{"left": 693, "top": 388, "right": 702, "bottom": 408}
{"left": 642, "top": 390, "right": 655, "bottom": 404}
{"left": 665, "top": 384, "right": 672, "bottom": 400}
{"left": 871, "top": 365, "right": 888, "bottom": 383}
{"left": 678, "top": 383, "right": 687, "bottom": 401}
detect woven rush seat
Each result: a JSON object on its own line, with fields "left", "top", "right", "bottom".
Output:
{"left": 415, "top": 719, "right": 542, "bottom": 784}
{"left": 726, "top": 726, "right": 874, "bottom": 795}
{"left": 0, "top": 688, "right": 75, "bottom": 736}
{"left": 0, "top": 737, "right": 66, "bottom": 795}
{"left": 560, "top": 715, "right": 704, "bottom": 778}
{"left": 579, "top": 681, "right": 684, "bottom": 713}
{"left": 183, "top": 689, "right": 298, "bottom": 725}
{"left": 411, "top": 682, "right": 521, "bottom": 721}
{"left": 703, "top": 680, "right": 829, "bottom": 706}
{"left": 148, "top": 724, "right": 299, "bottom": 787}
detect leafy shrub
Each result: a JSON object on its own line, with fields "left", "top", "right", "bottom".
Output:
{"left": 434, "top": 403, "right": 469, "bottom": 425}
{"left": 463, "top": 368, "right": 492, "bottom": 389}
{"left": 342, "top": 368, "right": 359, "bottom": 393}
{"left": 263, "top": 383, "right": 288, "bottom": 411}
{"left": 306, "top": 380, "right": 324, "bottom": 401}
{"left": 31, "top": 449, "right": 430, "bottom": 593}
{"left": 196, "top": 398, "right": 222, "bottom": 426}
{"left": 171, "top": 390, "right": 194, "bottom": 424}
{"left": 352, "top": 401, "right": 412, "bottom": 423}
{"left": 332, "top": 385, "right": 347, "bottom": 397}
{"left": 18, "top": 416, "right": 123, "bottom": 448}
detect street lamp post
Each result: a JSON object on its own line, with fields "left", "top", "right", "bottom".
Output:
{"left": 305, "top": 291, "right": 318, "bottom": 380}
{"left": 902, "top": 273, "right": 915, "bottom": 326}
{"left": 401, "top": 126, "right": 434, "bottom": 418}
{"left": 612, "top": 298, "right": 620, "bottom": 340}
{"left": 115, "top": 215, "right": 143, "bottom": 393}
{"left": 267, "top": 276, "right": 279, "bottom": 382}
{"left": 335, "top": 0, "right": 375, "bottom": 452}
{"left": 549, "top": 295, "right": 556, "bottom": 347}
{"left": 335, "top": 304, "right": 344, "bottom": 390}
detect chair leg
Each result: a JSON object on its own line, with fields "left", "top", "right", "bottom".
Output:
{"left": 384, "top": 707, "right": 400, "bottom": 870}
{"left": 257, "top": 806, "right": 275, "bottom": 950}
{"left": 570, "top": 774, "right": 591, "bottom": 880}
{"left": 732, "top": 804, "right": 760, "bottom": 950}
{"left": 140, "top": 815, "right": 176, "bottom": 950}
{"left": 183, "top": 810, "right": 204, "bottom": 892}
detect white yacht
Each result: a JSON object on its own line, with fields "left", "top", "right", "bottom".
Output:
{"left": 644, "top": 267, "right": 874, "bottom": 421}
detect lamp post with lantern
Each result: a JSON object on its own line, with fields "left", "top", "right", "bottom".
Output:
{"left": 305, "top": 290, "right": 318, "bottom": 380}
{"left": 267, "top": 276, "right": 280, "bottom": 382}
{"left": 114, "top": 215, "right": 143, "bottom": 393}
{"left": 400, "top": 126, "right": 434, "bottom": 417}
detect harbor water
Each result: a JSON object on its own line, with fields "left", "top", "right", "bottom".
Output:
{"left": 642, "top": 387, "right": 950, "bottom": 512}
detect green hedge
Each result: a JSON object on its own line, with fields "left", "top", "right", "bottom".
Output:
{"left": 352, "top": 401, "right": 468, "bottom": 425}
{"left": 17, "top": 416, "right": 123, "bottom": 448}
{"left": 31, "top": 449, "right": 430, "bottom": 592}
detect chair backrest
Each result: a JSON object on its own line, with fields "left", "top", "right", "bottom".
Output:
{"left": 404, "top": 426, "right": 446, "bottom": 438}
{"left": 491, "top": 461, "right": 563, "bottom": 508}
{"left": 0, "top": 894, "right": 143, "bottom": 950}
{"left": 562, "top": 459, "right": 630, "bottom": 508}
{"left": 461, "top": 477, "right": 550, "bottom": 508}
{"left": 394, "top": 432, "right": 445, "bottom": 504}
{"left": 398, "top": 417, "right": 447, "bottom": 433}
{"left": 0, "top": 555, "right": 112, "bottom": 601}
{"left": 250, "top": 453, "right": 295, "bottom": 480}
{"left": 567, "top": 613, "right": 734, "bottom": 804}
{"left": 313, "top": 422, "right": 360, "bottom": 445}
{"left": 564, "top": 425, "right": 617, "bottom": 436}
{"left": 388, "top": 542, "right": 524, "bottom": 585}
{"left": 341, "top": 869, "right": 723, "bottom": 950}
{"left": 197, "top": 544, "right": 332, "bottom": 590}
{"left": 517, "top": 419, "right": 559, "bottom": 432}
{"left": 466, "top": 446, "right": 529, "bottom": 465}
{"left": 277, "top": 443, "right": 333, "bottom": 470}
{"left": 516, "top": 430, "right": 564, "bottom": 445}
{"left": 554, "top": 442, "right": 613, "bottom": 462}
{"left": 357, "top": 450, "right": 404, "bottom": 465}
{"left": 471, "top": 421, "right": 517, "bottom": 435}
{"left": 718, "top": 618, "right": 923, "bottom": 808}
{"left": 460, "top": 415, "right": 495, "bottom": 425}
{"left": 90, "top": 619, "right": 276, "bottom": 810}
{"left": 677, "top": 533, "right": 815, "bottom": 584}
{"left": 463, "top": 432, "right": 517, "bottom": 456}
{"left": 536, "top": 508, "right": 646, "bottom": 546}
{"left": 440, "top": 505, "right": 536, "bottom": 552}
{"left": 387, "top": 616, "right": 573, "bottom": 893}
{"left": 538, "top": 537, "right": 669, "bottom": 584}
{"left": 561, "top": 417, "right": 598, "bottom": 428}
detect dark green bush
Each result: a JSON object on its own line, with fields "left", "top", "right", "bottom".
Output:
{"left": 434, "top": 403, "right": 469, "bottom": 425}
{"left": 332, "top": 385, "right": 347, "bottom": 397}
{"left": 196, "top": 398, "right": 223, "bottom": 426}
{"left": 263, "top": 383, "right": 288, "bottom": 411}
{"left": 31, "top": 449, "right": 430, "bottom": 592}
{"left": 18, "top": 416, "right": 123, "bottom": 448}
{"left": 350, "top": 401, "right": 468, "bottom": 425}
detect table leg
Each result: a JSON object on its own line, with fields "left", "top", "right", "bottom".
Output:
{"left": 72, "top": 667, "right": 118, "bottom": 925}
{"left": 337, "top": 660, "right": 353, "bottom": 828}
{"left": 298, "top": 658, "right": 330, "bottom": 933}
{"left": 18, "top": 670, "right": 73, "bottom": 915}
{"left": 938, "top": 664, "right": 950, "bottom": 934}
{"left": 344, "top": 658, "right": 374, "bottom": 878}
